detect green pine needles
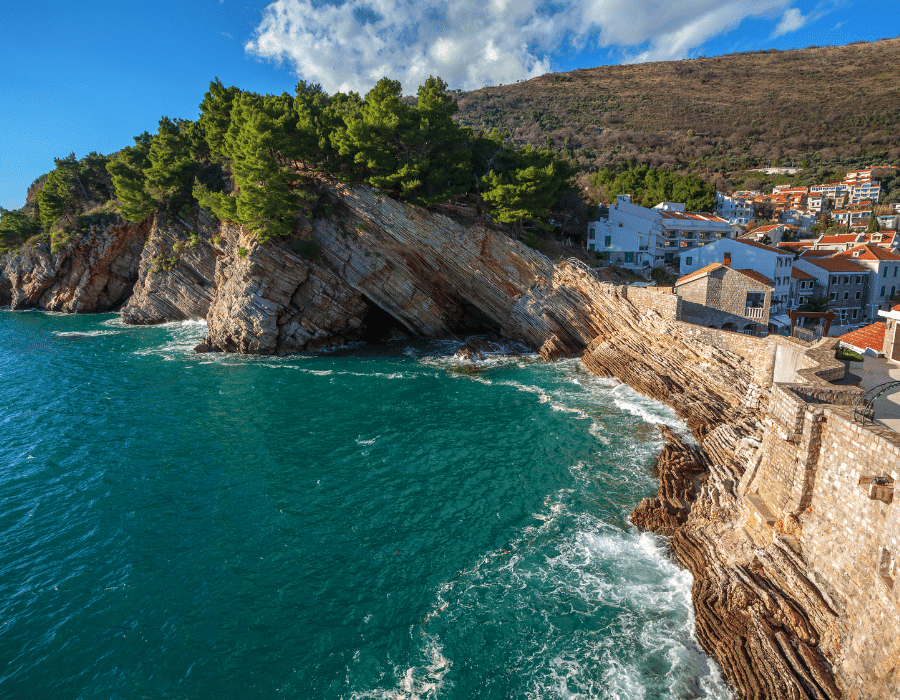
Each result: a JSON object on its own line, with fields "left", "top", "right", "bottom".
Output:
{"left": 9, "top": 74, "right": 581, "bottom": 255}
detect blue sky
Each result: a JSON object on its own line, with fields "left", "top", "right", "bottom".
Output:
{"left": 2, "top": 0, "right": 898, "bottom": 210}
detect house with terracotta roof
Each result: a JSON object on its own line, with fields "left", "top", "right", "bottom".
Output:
{"left": 678, "top": 237, "right": 794, "bottom": 311}
{"left": 839, "top": 322, "right": 887, "bottom": 357}
{"left": 675, "top": 263, "right": 772, "bottom": 333}
{"left": 586, "top": 195, "right": 734, "bottom": 269}
{"left": 813, "top": 233, "right": 865, "bottom": 251}
{"left": 864, "top": 231, "right": 899, "bottom": 250}
{"left": 742, "top": 224, "right": 799, "bottom": 245}
{"left": 832, "top": 244, "right": 900, "bottom": 318}
{"left": 793, "top": 257, "right": 870, "bottom": 330}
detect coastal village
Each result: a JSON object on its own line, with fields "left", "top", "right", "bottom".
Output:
{"left": 3, "top": 34, "right": 900, "bottom": 699}
{"left": 585, "top": 165, "right": 900, "bottom": 362}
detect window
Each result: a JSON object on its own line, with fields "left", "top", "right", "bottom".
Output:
{"left": 746, "top": 292, "right": 764, "bottom": 308}
{"left": 884, "top": 267, "right": 889, "bottom": 278}
{"left": 604, "top": 236, "right": 611, "bottom": 247}
{"left": 895, "top": 267, "right": 898, "bottom": 278}
{"left": 856, "top": 291, "right": 861, "bottom": 299}
{"left": 844, "top": 292, "right": 849, "bottom": 300}
{"left": 881, "top": 286, "right": 886, "bottom": 297}
{"left": 830, "top": 292, "right": 837, "bottom": 301}
{"left": 842, "top": 276, "right": 849, "bottom": 285}
{"left": 856, "top": 275, "right": 862, "bottom": 284}
{"left": 852, "top": 309, "right": 859, "bottom": 319}
{"left": 685, "top": 256, "right": 692, "bottom": 266}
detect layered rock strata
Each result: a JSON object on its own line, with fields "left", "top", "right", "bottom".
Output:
{"left": 0, "top": 218, "right": 148, "bottom": 312}
{"left": 120, "top": 213, "right": 219, "bottom": 324}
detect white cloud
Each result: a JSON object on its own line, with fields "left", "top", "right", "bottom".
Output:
{"left": 244, "top": 0, "right": 800, "bottom": 95}
{"left": 772, "top": 7, "right": 808, "bottom": 37}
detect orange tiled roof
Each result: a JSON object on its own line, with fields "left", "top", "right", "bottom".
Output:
{"left": 817, "top": 234, "right": 862, "bottom": 244}
{"left": 802, "top": 258, "right": 868, "bottom": 273}
{"left": 833, "top": 244, "right": 900, "bottom": 262}
{"left": 839, "top": 322, "right": 885, "bottom": 352}
{"left": 791, "top": 268, "right": 816, "bottom": 280}
{"left": 733, "top": 269, "right": 774, "bottom": 287}
{"left": 676, "top": 262, "right": 723, "bottom": 285}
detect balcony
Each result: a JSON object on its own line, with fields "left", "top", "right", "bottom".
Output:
{"left": 745, "top": 307, "right": 765, "bottom": 320}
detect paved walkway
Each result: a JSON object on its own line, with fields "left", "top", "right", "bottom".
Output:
{"left": 846, "top": 357, "right": 900, "bottom": 432}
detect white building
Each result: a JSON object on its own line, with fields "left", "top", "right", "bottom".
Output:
{"left": 715, "top": 192, "right": 753, "bottom": 226}
{"left": 586, "top": 195, "right": 734, "bottom": 269}
{"left": 677, "top": 237, "right": 795, "bottom": 310}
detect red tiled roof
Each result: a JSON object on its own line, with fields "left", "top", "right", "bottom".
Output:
{"left": 802, "top": 258, "right": 868, "bottom": 273}
{"left": 791, "top": 268, "right": 815, "bottom": 280}
{"left": 799, "top": 249, "right": 834, "bottom": 258}
{"left": 839, "top": 322, "right": 885, "bottom": 352}
{"left": 892, "top": 303, "right": 900, "bottom": 312}
{"left": 734, "top": 269, "right": 774, "bottom": 287}
{"left": 817, "top": 234, "right": 862, "bottom": 244}
{"left": 676, "top": 262, "right": 723, "bottom": 285}
{"left": 833, "top": 244, "right": 900, "bottom": 262}
{"left": 658, "top": 211, "right": 729, "bottom": 223}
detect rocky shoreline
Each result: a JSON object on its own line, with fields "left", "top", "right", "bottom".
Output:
{"left": 2, "top": 185, "right": 898, "bottom": 699}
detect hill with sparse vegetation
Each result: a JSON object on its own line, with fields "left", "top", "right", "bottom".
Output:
{"left": 454, "top": 38, "right": 900, "bottom": 197}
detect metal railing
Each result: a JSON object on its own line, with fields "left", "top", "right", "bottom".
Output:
{"left": 854, "top": 381, "right": 900, "bottom": 426}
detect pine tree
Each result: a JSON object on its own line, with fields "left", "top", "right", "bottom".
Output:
{"left": 481, "top": 145, "right": 577, "bottom": 231}
{"left": 144, "top": 117, "right": 197, "bottom": 207}
{"left": 107, "top": 133, "right": 156, "bottom": 223}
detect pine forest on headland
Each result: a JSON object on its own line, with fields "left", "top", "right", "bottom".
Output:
{"left": 4, "top": 38, "right": 900, "bottom": 257}
{"left": 0, "top": 77, "right": 579, "bottom": 256}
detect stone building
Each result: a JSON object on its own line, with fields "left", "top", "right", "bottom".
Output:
{"left": 678, "top": 237, "right": 794, "bottom": 311}
{"left": 675, "top": 262, "right": 772, "bottom": 333}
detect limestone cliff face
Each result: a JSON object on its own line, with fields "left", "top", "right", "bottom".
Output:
{"left": 120, "top": 213, "right": 219, "bottom": 324}
{"left": 0, "top": 218, "right": 148, "bottom": 312}
{"left": 203, "top": 223, "right": 370, "bottom": 354}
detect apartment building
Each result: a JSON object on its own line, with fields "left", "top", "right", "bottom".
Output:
{"left": 792, "top": 257, "right": 870, "bottom": 328}
{"left": 586, "top": 195, "right": 734, "bottom": 269}
{"left": 832, "top": 244, "right": 900, "bottom": 319}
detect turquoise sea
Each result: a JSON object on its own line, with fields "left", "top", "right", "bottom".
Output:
{"left": 0, "top": 310, "right": 730, "bottom": 699}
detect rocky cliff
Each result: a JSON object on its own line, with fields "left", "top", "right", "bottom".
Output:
{"left": 2, "top": 183, "right": 897, "bottom": 699}
{"left": 0, "top": 217, "right": 148, "bottom": 312}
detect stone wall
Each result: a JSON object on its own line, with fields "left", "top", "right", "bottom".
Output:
{"left": 801, "top": 409, "right": 900, "bottom": 700}
{"left": 624, "top": 285, "right": 681, "bottom": 321}
{"left": 733, "top": 337, "right": 900, "bottom": 698}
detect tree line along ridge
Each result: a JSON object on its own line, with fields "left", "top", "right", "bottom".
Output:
{"left": 1, "top": 76, "right": 582, "bottom": 255}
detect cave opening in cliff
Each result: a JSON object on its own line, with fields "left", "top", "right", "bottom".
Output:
{"left": 359, "top": 299, "right": 412, "bottom": 343}
{"left": 451, "top": 301, "right": 504, "bottom": 337}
